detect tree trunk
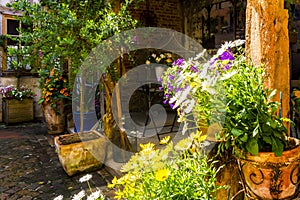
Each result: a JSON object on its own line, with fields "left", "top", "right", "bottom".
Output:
{"left": 101, "top": 60, "right": 132, "bottom": 154}
{"left": 245, "top": 0, "right": 290, "bottom": 123}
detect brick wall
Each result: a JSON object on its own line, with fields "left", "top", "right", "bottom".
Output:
{"left": 129, "top": 0, "right": 183, "bottom": 33}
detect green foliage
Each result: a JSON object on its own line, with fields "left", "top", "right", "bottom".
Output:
{"left": 108, "top": 133, "right": 226, "bottom": 200}
{"left": 161, "top": 40, "right": 289, "bottom": 157}
{"left": 37, "top": 67, "right": 71, "bottom": 111}
{"left": 7, "top": 0, "right": 141, "bottom": 87}
{"left": 219, "top": 54, "right": 288, "bottom": 157}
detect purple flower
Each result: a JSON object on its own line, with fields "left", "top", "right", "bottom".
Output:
{"left": 158, "top": 77, "right": 163, "bottom": 83}
{"left": 173, "top": 58, "right": 184, "bottom": 66}
{"left": 132, "top": 36, "right": 137, "bottom": 42}
{"left": 168, "top": 74, "right": 175, "bottom": 81}
{"left": 190, "top": 65, "right": 198, "bottom": 73}
{"left": 219, "top": 51, "right": 234, "bottom": 61}
{"left": 224, "top": 64, "right": 231, "bottom": 70}
{"left": 175, "top": 88, "right": 182, "bottom": 92}
{"left": 39, "top": 50, "right": 43, "bottom": 57}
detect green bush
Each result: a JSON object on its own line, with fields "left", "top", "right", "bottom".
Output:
{"left": 108, "top": 133, "right": 226, "bottom": 200}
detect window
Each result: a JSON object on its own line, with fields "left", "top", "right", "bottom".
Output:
{"left": 7, "top": 19, "right": 20, "bottom": 35}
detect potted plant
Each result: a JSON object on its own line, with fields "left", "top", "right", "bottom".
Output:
{"left": 0, "top": 84, "right": 35, "bottom": 124}
{"left": 38, "top": 67, "right": 71, "bottom": 134}
{"left": 160, "top": 40, "right": 300, "bottom": 199}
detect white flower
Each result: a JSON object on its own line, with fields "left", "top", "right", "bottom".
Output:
{"left": 53, "top": 195, "right": 63, "bottom": 200}
{"left": 72, "top": 190, "right": 85, "bottom": 200}
{"left": 79, "top": 174, "right": 92, "bottom": 183}
{"left": 87, "top": 190, "right": 103, "bottom": 200}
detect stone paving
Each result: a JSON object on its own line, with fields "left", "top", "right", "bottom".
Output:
{"left": 0, "top": 122, "right": 115, "bottom": 200}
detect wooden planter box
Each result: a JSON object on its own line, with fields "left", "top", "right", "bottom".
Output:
{"left": 2, "top": 98, "right": 34, "bottom": 124}
{"left": 54, "top": 130, "right": 107, "bottom": 176}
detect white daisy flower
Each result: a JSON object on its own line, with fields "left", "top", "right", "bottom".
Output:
{"left": 79, "top": 174, "right": 92, "bottom": 183}
{"left": 53, "top": 195, "right": 63, "bottom": 200}
{"left": 87, "top": 190, "right": 103, "bottom": 200}
{"left": 72, "top": 190, "right": 85, "bottom": 200}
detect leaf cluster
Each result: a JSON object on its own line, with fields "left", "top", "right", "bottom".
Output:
{"left": 218, "top": 55, "right": 288, "bottom": 157}
{"left": 7, "top": 0, "right": 140, "bottom": 86}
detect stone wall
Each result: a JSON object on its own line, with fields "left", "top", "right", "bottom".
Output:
{"left": 0, "top": 76, "right": 43, "bottom": 122}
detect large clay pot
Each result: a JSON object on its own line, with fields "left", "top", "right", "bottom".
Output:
{"left": 42, "top": 100, "right": 65, "bottom": 134}
{"left": 237, "top": 137, "right": 300, "bottom": 200}
{"left": 54, "top": 130, "right": 107, "bottom": 176}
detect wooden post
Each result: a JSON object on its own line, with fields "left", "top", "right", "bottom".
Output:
{"left": 245, "top": 0, "right": 290, "bottom": 123}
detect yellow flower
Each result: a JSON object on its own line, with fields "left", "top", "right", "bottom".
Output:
{"left": 107, "top": 176, "right": 118, "bottom": 188}
{"left": 159, "top": 136, "right": 171, "bottom": 145}
{"left": 140, "top": 142, "right": 155, "bottom": 151}
{"left": 140, "top": 142, "right": 155, "bottom": 155}
{"left": 146, "top": 60, "right": 151, "bottom": 65}
{"left": 166, "top": 58, "right": 172, "bottom": 63}
{"left": 155, "top": 168, "right": 170, "bottom": 182}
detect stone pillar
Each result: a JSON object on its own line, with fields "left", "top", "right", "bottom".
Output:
{"left": 245, "top": 0, "right": 290, "bottom": 120}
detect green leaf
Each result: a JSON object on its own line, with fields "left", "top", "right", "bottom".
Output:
{"left": 37, "top": 98, "right": 44, "bottom": 104}
{"left": 271, "top": 137, "right": 284, "bottom": 156}
{"left": 239, "top": 133, "right": 248, "bottom": 142}
{"left": 231, "top": 128, "right": 243, "bottom": 138}
{"left": 246, "top": 138, "right": 259, "bottom": 156}
{"left": 268, "top": 89, "right": 277, "bottom": 100}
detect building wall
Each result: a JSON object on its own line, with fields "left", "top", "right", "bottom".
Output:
{"left": 129, "top": 0, "right": 183, "bottom": 33}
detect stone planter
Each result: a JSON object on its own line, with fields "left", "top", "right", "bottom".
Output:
{"left": 237, "top": 137, "right": 300, "bottom": 199}
{"left": 54, "top": 130, "right": 107, "bottom": 176}
{"left": 42, "top": 100, "right": 65, "bottom": 134}
{"left": 2, "top": 98, "right": 34, "bottom": 124}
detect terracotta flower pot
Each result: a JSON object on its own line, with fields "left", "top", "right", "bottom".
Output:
{"left": 237, "top": 137, "right": 300, "bottom": 199}
{"left": 54, "top": 130, "right": 107, "bottom": 176}
{"left": 42, "top": 100, "right": 65, "bottom": 134}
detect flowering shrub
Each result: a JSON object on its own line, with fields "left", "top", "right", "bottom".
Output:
{"left": 38, "top": 67, "right": 71, "bottom": 108}
{"left": 108, "top": 134, "right": 225, "bottom": 199}
{"left": 161, "top": 40, "right": 289, "bottom": 157}
{"left": 0, "top": 85, "right": 35, "bottom": 100}
{"left": 160, "top": 41, "right": 240, "bottom": 127}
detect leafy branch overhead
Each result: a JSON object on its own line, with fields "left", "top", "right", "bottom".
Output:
{"left": 7, "top": 0, "right": 142, "bottom": 85}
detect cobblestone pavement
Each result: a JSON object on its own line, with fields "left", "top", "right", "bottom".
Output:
{"left": 0, "top": 122, "right": 115, "bottom": 200}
